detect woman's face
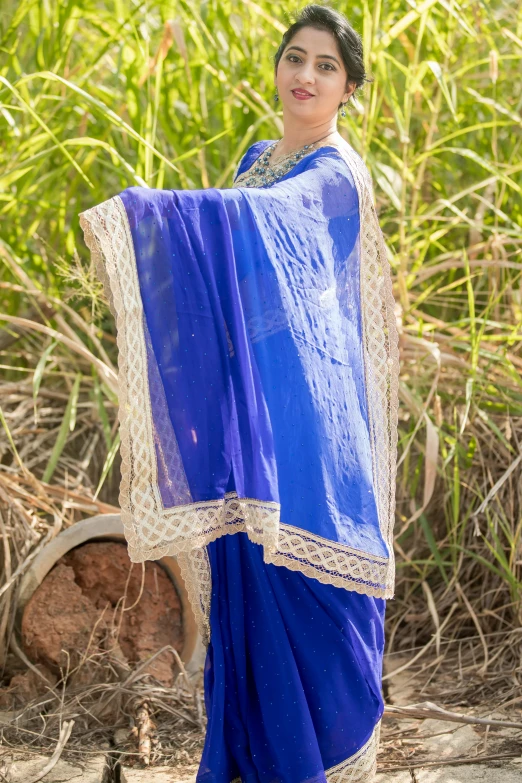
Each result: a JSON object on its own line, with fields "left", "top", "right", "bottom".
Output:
{"left": 275, "top": 27, "right": 355, "bottom": 123}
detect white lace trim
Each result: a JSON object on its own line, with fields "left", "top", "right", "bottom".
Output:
{"left": 173, "top": 521, "right": 390, "bottom": 644}
{"left": 78, "top": 142, "right": 399, "bottom": 639}
{"left": 176, "top": 546, "right": 212, "bottom": 645}
{"left": 333, "top": 140, "right": 399, "bottom": 596}
{"left": 325, "top": 719, "right": 381, "bottom": 782}
{"left": 266, "top": 524, "right": 389, "bottom": 594}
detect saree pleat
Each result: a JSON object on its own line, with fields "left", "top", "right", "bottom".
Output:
{"left": 197, "top": 532, "right": 385, "bottom": 783}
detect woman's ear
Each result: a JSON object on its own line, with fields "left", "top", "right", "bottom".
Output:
{"left": 343, "top": 81, "right": 357, "bottom": 102}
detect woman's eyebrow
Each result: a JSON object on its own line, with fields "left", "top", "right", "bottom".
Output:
{"left": 285, "top": 45, "right": 341, "bottom": 65}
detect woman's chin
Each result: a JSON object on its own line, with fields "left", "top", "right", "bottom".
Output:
{"left": 282, "top": 102, "right": 318, "bottom": 117}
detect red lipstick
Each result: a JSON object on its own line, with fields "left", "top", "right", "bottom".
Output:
{"left": 291, "top": 89, "right": 314, "bottom": 100}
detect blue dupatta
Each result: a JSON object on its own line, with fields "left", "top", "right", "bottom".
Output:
{"left": 79, "top": 136, "right": 399, "bottom": 641}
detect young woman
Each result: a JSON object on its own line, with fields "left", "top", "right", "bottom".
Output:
{"left": 79, "top": 5, "right": 400, "bottom": 782}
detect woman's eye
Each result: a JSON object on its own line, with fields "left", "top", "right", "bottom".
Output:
{"left": 286, "top": 55, "right": 335, "bottom": 71}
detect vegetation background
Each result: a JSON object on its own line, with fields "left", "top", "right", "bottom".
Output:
{"left": 0, "top": 0, "right": 521, "bottom": 757}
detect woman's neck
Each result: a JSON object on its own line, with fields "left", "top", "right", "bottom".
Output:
{"left": 274, "top": 122, "right": 341, "bottom": 158}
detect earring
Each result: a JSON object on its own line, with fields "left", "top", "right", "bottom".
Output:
{"left": 274, "top": 88, "right": 279, "bottom": 102}
{"left": 340, "top": 103, "right": 346, "bottom": 117}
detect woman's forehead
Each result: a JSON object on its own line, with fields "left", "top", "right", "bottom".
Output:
{"left": 284, "top": 27, "right": 339, "bottom": 52}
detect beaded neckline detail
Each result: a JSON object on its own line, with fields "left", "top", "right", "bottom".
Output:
{"left": 234, "top": 137, "right": 340, "bottom": 188}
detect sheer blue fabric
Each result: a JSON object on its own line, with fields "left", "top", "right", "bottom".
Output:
{"left": 112, "top": 143, "right": 389, "bottom": 570}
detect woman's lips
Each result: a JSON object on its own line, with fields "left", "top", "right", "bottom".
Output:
{"left": 291, "top": 89, "right": 314, "bottom": 100}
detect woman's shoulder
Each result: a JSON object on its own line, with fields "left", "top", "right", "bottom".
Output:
{"left": 312, "top": 138, "right": 372, "bottom": 191}
{"left": 231, "top": 135, "right": 371, "bottom": 194}
{"left": 233, "top": 139, "right": 277, "bottom": 182}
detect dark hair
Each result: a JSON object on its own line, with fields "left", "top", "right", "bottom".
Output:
{"left": 274, "top": 4, "right": 372, "bottom": 108}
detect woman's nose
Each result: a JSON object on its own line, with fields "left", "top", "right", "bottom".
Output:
{"left": 296, "top": 65, "right": 315, "bottom": 84}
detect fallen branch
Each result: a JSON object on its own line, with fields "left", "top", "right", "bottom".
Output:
{"left": 383, "top": 700, "right": 522, "bottom": 729}
{"left": 377, "top": 751, "right": 521, "bottom": 773}
{"left": 25, "top": 719, "right": 75, "bottom": 783}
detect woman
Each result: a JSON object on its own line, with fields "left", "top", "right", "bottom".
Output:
{"left": 79, "top": 5, "right": 399, "bottom": 782}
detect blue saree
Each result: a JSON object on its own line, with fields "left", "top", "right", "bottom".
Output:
{"left": 79, "top": 134, "right": 399, "bottom": 782}
{"left": 200, "top": 533, "right": 386, "bottom": 783}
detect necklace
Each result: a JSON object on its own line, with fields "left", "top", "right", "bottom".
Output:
{"left": 234, "top": 131, "right": 339, "bottom": 188}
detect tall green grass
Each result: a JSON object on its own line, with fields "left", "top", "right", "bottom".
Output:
{"left": 1, "top": 0, "right": 521, "bottom": 662}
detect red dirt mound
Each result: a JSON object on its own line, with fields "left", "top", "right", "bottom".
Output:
{"left": 21, "top": 542, "right": 184, "bottom": 686}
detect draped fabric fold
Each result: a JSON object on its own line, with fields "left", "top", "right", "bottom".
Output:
{"left": 199, "top": 532, "right": 385, "bottom": 783}
{"left": 79, "top": 137, "right": 399, "bottom": 643}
